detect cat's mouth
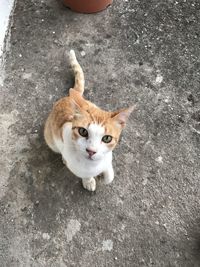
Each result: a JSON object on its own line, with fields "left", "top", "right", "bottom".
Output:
{"left": 87, "top": 156, "right": 94, "bottom": 161}
{"left": 83, "top": 151, "right": 99, "bottom": 161}
{"left": 86, "top": 155, "right": 98, "bottom": 161}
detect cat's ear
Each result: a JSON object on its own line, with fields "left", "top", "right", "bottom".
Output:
{"left": 111, "top": 106, "right": 135, "bottom": 128}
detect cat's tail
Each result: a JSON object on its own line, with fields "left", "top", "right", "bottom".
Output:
{"left": 69, "top": 50, "right": 85, "bottom": 95}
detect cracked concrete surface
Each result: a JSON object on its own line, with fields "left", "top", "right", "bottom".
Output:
{"left": 0, "top": 0, "right": 200, "bottom": 266}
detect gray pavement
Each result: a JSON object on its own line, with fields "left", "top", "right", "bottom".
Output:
{"left": 0, "top": 0, "right": 200, "bottom": 266}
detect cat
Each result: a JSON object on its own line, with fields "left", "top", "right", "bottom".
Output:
{"left": 44, "top": 50, "right": 134, "bottom": 191}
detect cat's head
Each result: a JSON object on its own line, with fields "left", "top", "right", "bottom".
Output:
{"left": 69, "top": 89, "right": 134, "bottom": 161}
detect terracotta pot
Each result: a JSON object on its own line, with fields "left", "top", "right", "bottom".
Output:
{"left": 63, "top": 0, "right": 113, "bottom": 13}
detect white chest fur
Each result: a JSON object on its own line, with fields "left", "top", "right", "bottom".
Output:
{"left": 54, "top": 123, "right": 113, "bottom": 179}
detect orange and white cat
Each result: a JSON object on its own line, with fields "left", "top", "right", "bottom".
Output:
{"left": 44, "top": 50, "right": 134, "bottom": 191}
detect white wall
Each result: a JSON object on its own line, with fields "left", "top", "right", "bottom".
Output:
{"left": 0, "top": 0, "right": 15, "bottom": 57}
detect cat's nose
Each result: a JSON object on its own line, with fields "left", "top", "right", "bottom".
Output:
{"left": 86, "top": 148, "right": 96, "bottom": 157}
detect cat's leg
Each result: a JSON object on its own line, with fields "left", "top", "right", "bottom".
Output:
{"left": 82, "top": 177, "right": 96, "bottom": 191}
{"left": 44, "top": 116, "right": 61, "bottom": 153}
{"left": 62, "top": 157, "right": 67, "bottom": 166}
{"left": 103, "top": 165, "right": 114, "bottom": 185}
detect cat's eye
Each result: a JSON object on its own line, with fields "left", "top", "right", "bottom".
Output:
{"left": 102, "top": 135, "right": 112, "bottom": 143}
{"left": 78, "top": 127, "right": 88, "bottom": 138}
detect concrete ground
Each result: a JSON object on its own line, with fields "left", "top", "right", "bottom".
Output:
{"left": 0, "top": 0, "right": 200, "bottom": 266}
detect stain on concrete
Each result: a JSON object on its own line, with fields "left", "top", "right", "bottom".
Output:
{"left": 102, "top": 239, "right": 113, "bottom": 252}
{"left": 65, "top": 219, "right": 81, "bottom": 242}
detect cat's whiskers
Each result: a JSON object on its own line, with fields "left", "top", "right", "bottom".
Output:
{"left": 67, "top": 143, "right": 87, "bottom": 153}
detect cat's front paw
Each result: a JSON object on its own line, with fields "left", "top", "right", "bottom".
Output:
{"left": 82, "top": 177, "right": 96, "bottom": 191}
{"left": 103, "top": 168, "right": 114, "bottom": 185}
